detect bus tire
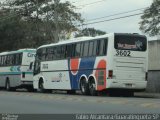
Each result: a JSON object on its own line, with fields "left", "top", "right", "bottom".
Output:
{"left": 123, "top": 91, "right": 134, "bottom": 97}
{"left": 5, "top": 80, "right": 11, "bottom": 91}
{"left": 27, "top": 87, "right": 35, "bottom": 92}
{"left": 46, "top": 89, "right": 52, "bottom": 93}
{"left": 38, "top": 80, "right": 45, "bottom": 93}
{"left": 80, "top": 79, "right": 89, "bottom": 95}
{"left": 89, "top": 79, "right": 97, "bottom": 96}
{"left": 67, "top": 90, "right": 76, "bottom": 94}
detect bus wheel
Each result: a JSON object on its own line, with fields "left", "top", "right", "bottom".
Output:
{"left": 5, "top": 80, "right": 11, "bottom": 91}
{"left": 27, "top": 87, "right": 35, "bottom": 92}
{"left": 89, "top": 80, "right": 97, "bottom": 96}
{"left": 67, "top": 90, "right": 76, "bottom": 94}
{"left": 123, "top": 91, "right": 134, "bottom": 97}
{"left": 80, "top": 79, "right": 89, "bottom": 95}
{"left": 46, "top": 89, "right": 52, "bottom": 93}
{"left": 38, "top": 81, "right": 45, "bottom": 93}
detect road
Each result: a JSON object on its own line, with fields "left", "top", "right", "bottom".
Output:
{"left": 0, "top": 90, "right": 160, "bottom": 114}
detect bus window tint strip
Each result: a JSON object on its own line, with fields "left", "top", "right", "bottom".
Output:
{"left": 36, "top": 38, "right": 108, "bottom": 61}
{"left": 0, "top": 53, "right": 22, "bottom": 66}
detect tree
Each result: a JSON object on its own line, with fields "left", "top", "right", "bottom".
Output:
{"left": 75, "top": 28, "right": 106, "bottom": 37}
{"left": 139, "top": 0, "right": 160, "bottom": 36}
{"left": 8, "top": 0, "right": 83, "bottom": 42}
{"left": 0, "top": 8, "right": 24, "bottom": 52}
{"left": 0, "top": 6, "right": 46, "bottom": 52}
{"left": 0, "top": 0, "right": 83, "bottom": 52}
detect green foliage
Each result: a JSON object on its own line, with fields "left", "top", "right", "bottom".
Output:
{"left": 0, "top": 0, "right": 84, "bottom": 52}
{"left": 9, "top": 0, "right": 83, "bottom": 40}
{"left": 75, "top": 28, "right": 106, "bottom": 37}
{"left": 0, "top": 8, "right": 46, "bottom": 52}
{"left": 139, "top": 0, "right": 160, "bottom": 36}
{"left": 0, "top": 9, "right": 23, "bottom": 51}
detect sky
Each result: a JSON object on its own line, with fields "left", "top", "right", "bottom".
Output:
{"left": 64, "top": 0, "right": 158, "bottom": 40}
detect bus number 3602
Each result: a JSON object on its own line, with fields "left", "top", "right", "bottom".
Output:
{"left": 116, "top": 50, "right": 131, "bottom": 57}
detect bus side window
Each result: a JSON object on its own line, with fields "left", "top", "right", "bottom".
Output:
{"left": 93, "top": 40, "right": 97, "bottom": 56}
{"left": 96, "top": 40, "right": 100, "bottom": 56}
{"left": 80, "top": 43, "right": 84, "bottom": 57}
{"left": 83, "top": 41, "right": 89, "bottom": 57}
{"left": 5, "top": 55, "right": 8, "bottom": 65}
{"left": 10, "top": 55, "right": 14, "bottom": 65}
{"left": 52, "top": 47, "right": 56, "bottom": 60}
{"left": 0, "top": 56, "right": 1, "bottom": 66}
{"left": 2, "top": 56, "right": 5, "bottom": 66}
{"left": 7, "top": 55, "right": 10, "bottom": 66}
{"left": 56, "top": 46, "right": 62, "bottom": 59}
{"left": 66, "top": 44, "right": 72, "bottom": 58}
{"left": 41, "top": 48, "right": 46, "bottom": 61}
{"left": 7, "top": 54, "right": 14, "bottom": 66}
{"left": 4, "top": 56, "right": 7, "bottom": 66}
{"left": 15, "top": 53, "right": 22, "bottom": 65}
{"left": 100, "top": 39, "right": 104, "bottom": 55}
{"left": 45, "top": 48, "right": 49, "bottom": 61}
{"left": 18, "top": 53, "right": 22, "bottom": 65}
{"left": 96, "top": 39, "right": 108, "bottom": 56}
{"left": 61, "top": 45, "right": 66, "bottom": 59}
{"left": 75, "top": 43, "right": 81, "bottom": 58}
{"left": 37, "top": 49, "right": 42, "bottom": 61}
{"left": 0, "top": 56, "right": 3, "bottom": 66}
{"left": 88, "top": 41, "right": 94, "bottom": 57}
{"left": 15, "top": 54, "right": 18, "bottom": 65}
{"left": 103, "top": 39, "right": 108, "bottom": 55}
{"left": 46, "top": 47, "right": 54, "bottom": 61}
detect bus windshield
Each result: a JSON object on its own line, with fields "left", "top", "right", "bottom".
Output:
{"left": 114, "top": 34, "right": 147, "bottom": 51}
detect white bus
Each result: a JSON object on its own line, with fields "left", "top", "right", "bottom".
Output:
{"left": 0, "top": 49, "right": 36, "bottom": 91}
{"left": 33, "top": 33, "right": 148, "bottom": 96}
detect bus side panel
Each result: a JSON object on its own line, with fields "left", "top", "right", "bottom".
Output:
{"left": 0, "top": 75, "right": 6, "bottom": 87}
{"left": 93, "top": 57, "right": 107, "bottom": 91}
{"left": 0, "top": 74, "right": 21, "bottom": 88}
{"left": 68, "top": 57, "right": 96, "bottom": 90}
{"left": 42, "top": 71, "right": 71, "bottom": 90}
{"left": 21, "top": 52, "right": 35, "bottom": 83}
{"left": 8, "top": 75, "right": 21, "bottom": 87}
{"left": 40, "top": 60, "right": 71, "bottom": 90}
{"left": 20, "top": 66, "right": 33, "bottom": 82}
{"left": 22, "top": 52, "right": 35, "bottom": 66}
{"left": 0, "top": 67, "right": 21, "bottom": 87}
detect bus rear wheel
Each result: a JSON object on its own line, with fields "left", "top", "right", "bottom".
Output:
{"left": 38, "top": 81, "right": 45, "bottom": 93}
{"left": 5, "top": 80, "right": 16, "bottom": 91}
{"left": 80, "top": 79, "right": 89, "bottom": 95}
{"left": 27, "top": 87, "right": 35, "bottom": 92}
{"left": 5, "top": 80, "right": 11, "bottom": 91}
{"left": 67, "top": 90, "right": 76, "bottom": 94}
{"left": 89, "top": 80, "right": 97, "bottom": 96}
{"left": 122, "top": 91, "right": 134, "bottom": 97}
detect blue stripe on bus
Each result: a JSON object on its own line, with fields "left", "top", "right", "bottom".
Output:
{"left": 68, "top": 57, "right": 96, "bottom": 89}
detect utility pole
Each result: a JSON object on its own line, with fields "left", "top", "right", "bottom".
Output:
{"left": 54, "top": 0, "right": 60, "bottom": 43}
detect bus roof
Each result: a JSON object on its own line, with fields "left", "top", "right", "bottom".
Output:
{"left": 38, "top": 33, "right": 114, "bottom": 49}
{"left": 0, "top": 48, "right": 36, "bottom": 56}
